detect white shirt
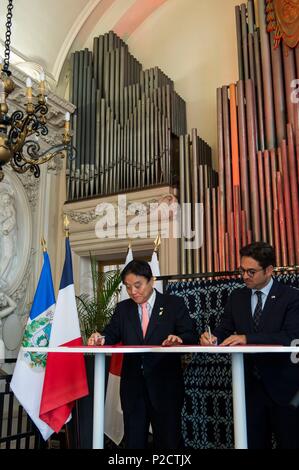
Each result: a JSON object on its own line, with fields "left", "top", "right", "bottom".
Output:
{"left": 251, "top": 277, "right": 273, "bottom": 316}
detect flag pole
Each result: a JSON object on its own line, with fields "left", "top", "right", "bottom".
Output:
{"left": 64, "top": 215, "right": 70, "bottom": 238}
{"left": 153, "top": 234, "right": 161, "bottom": 253}
{"left": 41, "top": 237, "right": 47, "bottom": 253}
{"left": 151, "top": 234, "right": 163, "bottom": 293}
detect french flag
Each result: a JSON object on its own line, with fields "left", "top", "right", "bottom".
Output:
{"left": 104, "top": 352, "right": 124, "bottom": 444}
{"left": 39, "top": 237, "right": 88, "bottom": 433}
{"left": 104, "top": 246, "right": 133, "bottom": 444}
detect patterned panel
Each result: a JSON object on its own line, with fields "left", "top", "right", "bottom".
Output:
{"left": 166, "top": 274, "right": 299, "bottom": 449}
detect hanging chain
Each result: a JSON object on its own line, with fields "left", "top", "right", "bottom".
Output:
{"left": 3, "top": 0, "right": 14, "bottom": 75}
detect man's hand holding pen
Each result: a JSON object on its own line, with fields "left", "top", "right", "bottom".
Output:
{"left": 200, "top": 327, "right": 218, "bottom": 346}
{"left": 88, "top": 332, "right": 105, "bottom": 346}
{"left": 200, "top": 331, "right": 247, "bottom": 346}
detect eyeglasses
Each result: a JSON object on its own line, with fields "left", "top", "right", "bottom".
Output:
{"left": 238, "top": 267, "right": 265, "bottom": 278}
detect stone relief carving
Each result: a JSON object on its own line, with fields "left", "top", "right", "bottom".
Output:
{"left": 0, "top": 169, "right": 32, "bottom": 363}
{"left": 66, "top": 209, "right": 98, "bottom": 224}
{"left": 125, "top": 199, "right": 158, "bottom": 216}
{"left": 0, "top": 189, "right": 18, "bottom": 289}
{"left": 0, "top": 292, "right": 17, "bottom": 359}
{"left": 65, "top": 194, "right": 177, "bottom": 226}
{"left": 0, "top": 292, "right": 17, "bottom": 322}
{"left": 11, "top": 267, "right": 32, "bottom": 320}
{"left": 16, "top": 171, "right": 40, "bottom": 209}
{"left": 47, "top": 155, "right": 64, "bottom": 174}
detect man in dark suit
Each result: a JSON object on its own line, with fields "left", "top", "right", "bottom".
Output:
{"left": 200, "top": 241, "right": 299, "bottom": 449}
{"left": 88, "top": 260, "right": 197, "bottom": 449}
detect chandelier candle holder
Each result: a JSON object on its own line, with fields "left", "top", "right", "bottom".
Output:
{"left": 0, "top": 0, "right": 75, "bottom": 182}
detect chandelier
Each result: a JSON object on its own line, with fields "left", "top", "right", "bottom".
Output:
{"left": 0, "top": 0, "right": 75, "bottom": 182}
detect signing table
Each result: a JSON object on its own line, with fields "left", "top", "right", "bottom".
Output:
{"left": 23, "top": 345, "right": 299, "bottom": 449}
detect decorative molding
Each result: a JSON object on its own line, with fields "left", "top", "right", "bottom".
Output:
{"left": 127, "top": 198, "right": 159, "bottom": 216}
{"left": 42, "top": 134, "right": 62, "bottom": 147}
{"left": 47, "top": 155, "right": 64, "bottom": 175}
{"left": 9, "top": 63, "right": 75, "bottom": 112}
{"left": 65, "top": 193, "right": 178, "bottom": 225}
{"left": 66, "top": 209, "right": 98, "bottom": 224}
{"left": 17, "top": 172, "right": 40, "bottom": 209}
{"left": 11, "top": 268, "right": 31, "bottom": 320}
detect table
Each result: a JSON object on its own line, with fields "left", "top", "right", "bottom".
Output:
{"left": 23, "top": 345, "right": 299, "bottom": 449}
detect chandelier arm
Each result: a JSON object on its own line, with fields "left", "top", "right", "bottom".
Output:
{"left": 10, "top": 158, "right": 31, "bottom": 174}
{"left": 9, "top": 110, "right": 24, "bottom": 123}
{"left": 9, "top": 114, "right": 49, "bottom": 154}
{"left": 15, "top": 146, "right": 68, "bottom": 166}
{"left": 19, "top": 114, "right": 41, "bottom": 135}
{"left": 10, "top": 104, "right": 48, "bottom": 125}
{"left": 35, "top": 103, "right": 48, "bottom": 116}
{"left": 10, "top": 156, "right": 41, "bottom": 178}
{"left": 9, "top": 120, "right": 29, "bottom": 154}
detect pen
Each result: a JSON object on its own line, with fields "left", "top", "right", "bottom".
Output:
{"left": 207, "top": 326, "right": 212, "bottom": 343}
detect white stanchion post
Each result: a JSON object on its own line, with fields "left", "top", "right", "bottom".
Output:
{"left": 231, "top": 352, "right": 248, "bottom": 449}
{"left": 92, "top": 353, "right": 106, "bottom": 449}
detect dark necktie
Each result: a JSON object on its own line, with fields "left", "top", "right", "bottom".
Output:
{"left": 253, "top": 291, "right": 263, "bottom": 332}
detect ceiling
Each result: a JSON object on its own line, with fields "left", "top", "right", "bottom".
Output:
{"left": 0, "top": 0, "right": 167, "bottom": 84}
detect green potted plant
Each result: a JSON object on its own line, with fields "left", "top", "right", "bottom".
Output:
{"left": 73, "top": 256, "right": 121, "bottom": 448}
{"left": 76, "top": 256, "right": 121, "bottom": 343}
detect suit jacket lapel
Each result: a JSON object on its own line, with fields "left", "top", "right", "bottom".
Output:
{"left": 243, "top": 288, "right": 255, "bottom": 332}
{"left": 258, "top": 279, "right": 281, "bottom": 330}
{"left": 144, "top": 290, "right": 164, "bottom": 343}
{"left": 127, "top": 299, "right": 143, "bottom": 342}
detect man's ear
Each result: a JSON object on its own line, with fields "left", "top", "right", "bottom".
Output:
{"left": 267, "top": 265, "right": 274, "bottom": 275}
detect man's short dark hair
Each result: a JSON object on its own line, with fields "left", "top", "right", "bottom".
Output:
{"left": 240, "top": 242, "right": 276, "bottom": 269}
{"left": 121, "top": 260, "right": 153, "bottom": 283}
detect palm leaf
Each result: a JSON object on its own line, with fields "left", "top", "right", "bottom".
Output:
{"left": 76, "top": 255, "right": 121, "bottom": 342}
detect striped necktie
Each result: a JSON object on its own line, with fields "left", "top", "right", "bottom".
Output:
{"left": 253, "top": 291, "right": 263, "bottom": 332}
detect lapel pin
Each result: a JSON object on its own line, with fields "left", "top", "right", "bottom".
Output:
{"left": 271, "top": 295, "right": 276, "bottom": 299}
{"left": 159, "top": 307, "right": 164, "bottom": 316}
